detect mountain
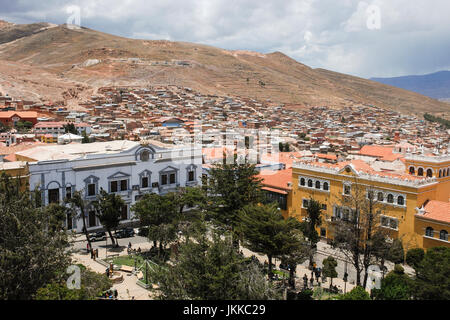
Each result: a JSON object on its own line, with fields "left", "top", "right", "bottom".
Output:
{"left": 0, "top": 21, "right": 448, "bottom": 115}
{"left": 371, "top": 71, "right": 450, "bottom": 100}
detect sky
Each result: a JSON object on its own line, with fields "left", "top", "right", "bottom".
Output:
{"left": 1, "top": 0, "right": 449, "bottom": 78}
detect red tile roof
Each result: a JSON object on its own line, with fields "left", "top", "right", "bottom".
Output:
{"left": 258, "top": 168, "right": 293, "bottom": 192}
{"left": 359, "top": 145, "right": 403, "bottom": 161}
{"left": 419, "top": 201, "right": 450, "bottom": 224}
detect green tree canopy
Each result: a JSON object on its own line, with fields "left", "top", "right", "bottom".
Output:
{"left": 132, "top": 192, "right": 179, "bottom": 256}
{"left": 0, "top": 173, "right": 71, "bottom": 300}
{"left": 150, "top": 229, "right": 281, "bottom": 300}
{"left": 372, "top": 264, "right": 412, "bottom": 300}
{"left": 322, "top": 256, "right": 338, "bottom": 288}
{"left": 340, "top": 286, "right": 371, "bottom": 300}
{"left": 405, "top": 248, "right": 425, "bottom": 274}
{"left": 238, "top": 203, "right": 306, "bottom": 277}
{"left": 412, "top": 246, "right": 450, "bottom": 300}
{"left": 92, "top": 188, "right": 126, "bottom": 246}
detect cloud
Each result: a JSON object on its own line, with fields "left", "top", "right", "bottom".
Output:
{"left": 0, "top": 0, "right": 449, "bottom": 78}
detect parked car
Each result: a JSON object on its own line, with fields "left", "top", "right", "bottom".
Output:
{"left": 89, "top": 231, "right": 106, "bottom": 242}
{"left": 115, "top": 227, "right": 135, "bottom": 239}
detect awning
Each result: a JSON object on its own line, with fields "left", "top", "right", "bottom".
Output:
{"left": 262, "top": 187, "right": 288, "bottom": 195}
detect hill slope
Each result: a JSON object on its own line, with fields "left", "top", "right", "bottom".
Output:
{"left": 0, "top": 22, "right": 448, "bottom": 115}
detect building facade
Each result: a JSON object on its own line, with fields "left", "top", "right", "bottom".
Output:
{"left": 291, "top": 155, "right": 450, "bottom": 250}
{"left": 21, "top": 140, "right": 202, "bottom": 232}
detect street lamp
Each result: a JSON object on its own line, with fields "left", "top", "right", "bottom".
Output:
{"left": 105, "top": 236, "right": 108, "bottom": 260}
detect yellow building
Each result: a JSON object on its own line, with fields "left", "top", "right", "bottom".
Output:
{"left": 0, "top": 161, "right": 29, "bottom": 190}
{"left": 291, "top": 155, "right": 450, "bottom": 250}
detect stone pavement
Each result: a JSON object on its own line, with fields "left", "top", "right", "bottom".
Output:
{"left": 71, "top": 241, "right": 155, "bottom": 300}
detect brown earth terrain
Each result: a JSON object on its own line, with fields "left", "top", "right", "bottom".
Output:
{"left": 0, "top": 21, "right": 448, "bottom": 115}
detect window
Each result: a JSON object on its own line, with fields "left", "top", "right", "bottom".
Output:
{"left": 48, "top": 189, "right": 59, "bottom": 204}
{"left": 300, "top": 178, "right": 305, "bottom": 186}
{"left": 315, "top": 181, "right": 321, "bottom": 189}
{"left": 381, "top": 216, "right": 389, "bottom": 227}
{"left": 120, "top": 179, "right": 128, "bottom": 191}
{"left": 322, "top": 204, "right": 327, "bottom": 211}
{"left": 308, "top": 179, "right": 313, "bottom": 188}
{"left": 88, "top": 184, "right": 96, "bottom": 197}
{"left": 418, "top": 168, "right": 424, "bottom": 176}
{"left": 323, "top": 182, "right": 329, "bottom": 191}
{"left": 170, "top": 173, "right": 176, "bottom": 184}
{"left": 88, "top": 210, "right": 96, "bottom": 227}
{"left": 110, "top": 181, "right": 118, "bottom": 193}
{"left": 409, "top": 166, "right": 415, "bottom": 175}
{"left": 66, "top": 187, "right": 72, "bottom": 200}
{"left": 344, "top": 185, "right": 351, "bottom": 195}
{"left": 390, "top": 219, "right": 398, "bottom": 230}
{"left": 440, "top": 230, "right": 448, "bottom": 241}
{"left": 367, "top": 190, "right": 374, "bottom": 200}
{"left": 439, "top": 170, "right": 442, "bottom": 178}
{"left": 188, "top": 170, "right": 195, "bottom": 182}
{"left": 425, "top": 227, "right": 434, "bottom": 237}
{"left": 387, "top": 194, "right": 394, "bottom": 204}
{"left": 343, "top": 209, "right": 350, "bottom": 221}
{"left": 161, "top": 174, "right": 168, "bottom": 185}
{"left": 302, "top": 199, "right": 309, "bottom": 208}
{"left": 120, "top": 205, "right": 128, "bottom": 220}
{"left": 141, "top": 176, "right": 149, "bottom": 188}
{"left": 426, "top": 169, "right": 433, "bottom": 178}
{"left": 320, "top": 228, "right": 326, "bottom": 237}
{"left": 397, "top": 196, "right": 404, "bottom": 206}
{"left": 140, "top": 150, "right": 150, "bottom": 162}
{"left": 377, "top": 192, "right": 384, "bottom": 202}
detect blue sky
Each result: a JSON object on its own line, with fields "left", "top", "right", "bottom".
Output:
{"left": 1, "top": 0, "right": 449, "bottom": 78}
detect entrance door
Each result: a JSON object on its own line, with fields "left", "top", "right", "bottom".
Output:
{"left": 67, "top": 214, "right": 73, "bottom": 230}
{"left": 88, "top": 211, "right": 96, "bottom": 227}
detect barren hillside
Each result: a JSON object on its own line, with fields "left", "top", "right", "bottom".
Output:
{"left": 0, "top": 22, "right": 448, "bottom": 115}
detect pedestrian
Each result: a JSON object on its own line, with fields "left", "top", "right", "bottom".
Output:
{"left": 87, "top": 242, "right": 90, "bottom": 253}
{"left": 95, "top": 249, "right": 99, "bottom": 258}
{"left": 91, "top": 248, "right": 95, "bottom": 260}
{"left": 114, "top": 289, "right": 118, "bottom": 300}
{"left": 310, "top": 277, "right": 314, "bottom": 288}
{"left": 303, "top": 274, "right": 308, "bottom": 289}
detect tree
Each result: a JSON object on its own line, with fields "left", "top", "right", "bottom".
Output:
{"left": 322, "top": 256, "right": 338, "bottom": 289}
{"left": 405, "top": 248, "right": 425, "bottom": 275}
{"left": 35, "top": 264, "right": 113, "bottom": 300}
{"left": 132, "top": 192, "right": 179, "bottom": 257}
{"left": 82, "top": 131, "right": 91, "bottom": 144}
{"left": 66, "top": 190, "right": 93, "bottom": 249}
{"left": 387, "top": 239, "right": 405, "bottom": 264}
{"left": 91, "top": 189, "right": 126, "bottom": 247}
{"left": 64, "top": 123, "right": 77, "bottom": 134}
{"left": 372, "top": 264, "right": 412, "bottom": 300}
{"left": 329, "top": 182, "right": 391, "bottom": 288}
{"left": 238, "top": 203, "right": 307, "bottom": 279}
{"left": 206, "top": 160, "right": 263, "bottom": 245}
{"left": 150, "top": 228, "right": 281, "bottom": 300}
{"left": 412, "top": 246, "right": 450, "bottom": 300}
{"left": 340, "top": 286, "right": 370, "bottom": 300}
{"left": 0, "top": 173, "right": 71, "bottom": 300}
{"left": 301, "top": 198, "right": 322, "bottom": 268}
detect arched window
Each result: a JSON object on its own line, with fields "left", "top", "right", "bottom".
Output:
{"left": 418, "top": 168, "right": 424, "bottom": 176}
{"left": 426, "top": 169, "right": 433, "bottom": 178}
{"left": 308, "top": 179, "right": 313, "bottom": 188}
{"left": 377, "top": 192, "right": 384, "bottom": 202}
{"left": 315, "top": 181, "right": 321, "bottom": 189}
{"left": 140, "top": 150, "right": 150, "bottom": 162}
{"left": 300, "top": 178, "right": 305, "bottom": 186}
{"left": 409, "top": 166, "right": 415, "bottom": 175}
{"left": 323, "top": 182, "right": 329, "bottom": 191}
{"left": 447, "top": 168, "right": 450, "bottom": 177}
{"left": 425, "top": 227, "right": 434, "bottom": 237}
{"left": 387, "top": 194, "right": 394, "bottom": 204}
{"left": 440, "top": 230, "right": 448, "bottom": 241}
{"left": 397, "top": 196, "right": 404, "bottom": 206}
{"left": 439, "top": 170, "right": 442, "bottom": 178}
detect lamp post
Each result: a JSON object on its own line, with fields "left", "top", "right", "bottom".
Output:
{"left": 105, "top": 236, "right": 108, "bottom": 260}
{"left": 343, "top": 261, "right": 348, "bottom": 294}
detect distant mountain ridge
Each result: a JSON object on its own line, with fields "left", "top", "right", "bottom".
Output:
{"left": 371, "top": 71, "right": 450, "bottom": 100}
{"left": 0, "top": 20, "right": 448, "bottom": 115}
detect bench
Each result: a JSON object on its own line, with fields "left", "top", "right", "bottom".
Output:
{"left": 120, "top": 265, "right": 134, "bottom": 273}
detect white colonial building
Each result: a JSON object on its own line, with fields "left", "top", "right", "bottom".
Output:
{"left": 19, "top": 140, "right": 202, "bottom": 232}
